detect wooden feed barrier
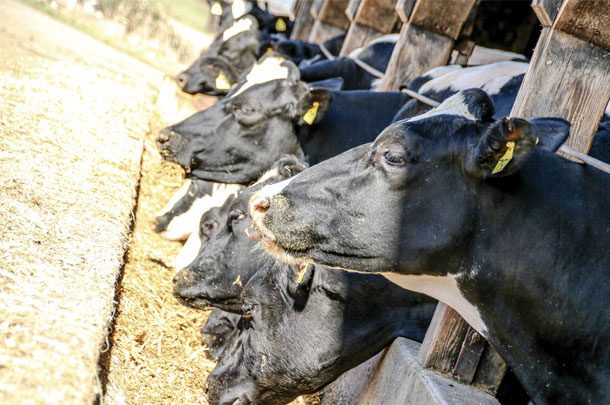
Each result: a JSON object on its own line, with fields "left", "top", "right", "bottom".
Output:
{"left": 307, "top": 0, "right": 351, "bottom": 44}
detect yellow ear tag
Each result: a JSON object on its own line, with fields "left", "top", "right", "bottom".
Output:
{"left": 211, "top": 2, "right": 222, "bottom": 16}
{"left": 275, "top": 18, "right": 287, "bottom": 32}
{"left": 296, "top": 264, "right": 309, "bottom": 284}
{"left": 302, "top": 101, "right": 320, "bottom": 125}
{"left": 232, "top": 274, "right": 242, "bottom": 287}
{"left": 492, "top": 141, "right": 516, "bottom": 174}
{"left": 535, "top": 137, "right": 539, "bottom": 145}
{"left": 215, "top": 72, "right": 231, "bottom": 90}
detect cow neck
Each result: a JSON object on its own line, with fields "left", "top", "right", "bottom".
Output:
{"left": 296, "top": 90, "right": 409, "bottom": 166}
{"left": 455, "top": 151, "right": 609, "bottom": 404}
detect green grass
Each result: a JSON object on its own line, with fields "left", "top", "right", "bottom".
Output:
{"left": 161, "top": 0, "right": 210, "bottom": 32}
{"left": 17, "top": 0, "right": 204, "bottom": 73}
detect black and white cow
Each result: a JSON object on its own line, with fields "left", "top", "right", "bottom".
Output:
{"left": 298, "top": 34, "right": 398, "bottom": 90}
{"left": 153, "top": 179, "right": 242, "bottom": 241}
{"left": 248, "top": 90, "right": 610, "bottom": 404}
{"left": 176, "top": 0, "right": 294, "bottom": 94}
{"left": 200, "top": 308, "right": 240, "bottom": 360}
{"left": 173, "top": 155, "right": 309, "bottom": 310}
{"left": 157, "top": 79, "right": 410, "bottom": 184}
{"left": 204, "top": 262, "right": 436, "bottom": 405}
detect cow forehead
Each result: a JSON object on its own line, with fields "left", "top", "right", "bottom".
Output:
{"left": 231, "top": 56, "right": 293, "bottom": 97}
{"left": 223, "top": 16, "right": 254, "bottom": 41}
{"left": 407, "top": 92, "right": 481, "bottom": 123}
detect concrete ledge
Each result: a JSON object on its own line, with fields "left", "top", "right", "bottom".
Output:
{"left": 323, "top": 338, "right": 500, "bottom": 405}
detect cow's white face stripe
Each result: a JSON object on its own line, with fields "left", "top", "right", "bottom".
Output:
{"left": 380, "top": 272, "right": 488, "bottom": 337}
{"left": 231, "top": 0, "right": 252, "bottom": 19}
{"left": 407, "top": 92, "right": 477, "bottom": 122}
{"left": 174, "top": 227, "right": 203, "bottom": 270}
{"left": 231, "top": 56, "right": 291, "bottom": 97}
{"left": 249, "top": 177, "right": 294, "bottom": 220}
{"left": 223, "top": 16, "right": 253, "bottom": 41}
{"left": 172, "top": 183, "right": 244, "bottom": 270}
{"left": 155, "top": 180, "right": 192, "bottom": 218}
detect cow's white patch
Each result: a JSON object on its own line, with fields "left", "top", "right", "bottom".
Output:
{"left": 419, "top": 61, "right": 528, "bottom": 96}
{"left": 420, "top": 64, "right": 463, "bottom": 80}
{"left": 481, "top": 74, "right": 521, "bottom": 96}
{"left": 156, "top": 179, "right": 192, "bottom": 218}
{"left": 211, "top": 1, "right": 222, "bottom": 16}
{"left": 407, "top": 92, "right": 478, "bottom": 122}
{"left": 468, "top": 46, "right": 526, "bottom": 66}
{"left": 231, "top": 0, "right": 252, "bottom": 19}
{"left": 231, "top": 56, "right": 290, "bottom": 97}
{"left": 223, "top": 16, "right": 254, "bottom": 41}
{"left": 163, "top": 183, "right": 243, "bottom": 243}
{"left": 249, "top": 177, "right": 294, "bottom": 221}
{"left": 173, "top": 226, "right": 203, "bottom": 270}
{"left": 348, "top": 33, "right": 400, "bottom": 59}
{"left": 380, "top": 272, "right": 488, "bottom": 337}
{"left": 253, "top": 168, "right": 280, "bottom": 186}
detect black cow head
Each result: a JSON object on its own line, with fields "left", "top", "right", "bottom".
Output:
{"left": 249, "top": 89, "right": 570, "bottom": 274}
{"left": 200, "top": 308, "right": 241, "bottom": 360}
{"left": 175, "top": 15, "right": 260, "bottom": 95}
{"left": 173, "top": 156, "right": 309, "bottom": 312}
{"left": 204, "top": 262, "right": 436, "bottom": 405}
{"left": 157, "top": 79, "right": 332, "bottom": 184}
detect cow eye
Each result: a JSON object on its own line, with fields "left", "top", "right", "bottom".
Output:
{"left": 201, "top": 219, "right": 217, "bottom": 235}
{"left": 228, "top": 211, "right": 246, "bottom": 232}
{"left": 241, "top": 301, "right": 256, "bottom": 318}
{"left": 375, "top": 143, "right": 408, "bottom": 169}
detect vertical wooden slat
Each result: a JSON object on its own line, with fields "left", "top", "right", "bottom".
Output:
{"left": 395, "top": 0, "right": 416, "bottom": 23}
{"left": 291, "top": 0, "right": 315, "bottom": 41}
{"left": 378, "top": 0, "right": 476, "bottom": 91}
{"left": 531, "top": 0, "right": 564, "bottom": 26}
{"left": 340, "top": 0, "right": 399, "bottom": 56}
{"left": 510, "top": 0, "right": 610, "bottom": 155}
{"left": 307, "top": 0, "right": 350, "bottom": 44}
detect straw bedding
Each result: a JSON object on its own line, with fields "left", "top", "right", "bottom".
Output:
{"left": 0, "top": 59, "right": 153, "bottom": 403}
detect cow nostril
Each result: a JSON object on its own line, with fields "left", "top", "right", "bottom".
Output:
{"left": 158, "top": 131, "right": 170, "bottom": 144}
{"left": 253, "top": 197, "right": 270, "bottom": 215}
{"left": 175, "top": 73, "right": 188, "bottom": 87}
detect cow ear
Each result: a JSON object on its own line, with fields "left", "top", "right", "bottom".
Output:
{"left": 274, "top": 155, "right": 309, "bottom": 178}
{"left": 528, "top": 117, "right": 570, "bottom": 152}
{"left": 298, "top": 88, "right": 332, "bottom": 126}
{"left": 469, "top": 117, "right": 563, "bottom": 178}
{"left": 287, "top": 264, "right": 314, "bottom": 297}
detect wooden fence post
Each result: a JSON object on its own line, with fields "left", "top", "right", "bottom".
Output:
{"left": 511, "top": 0, "right": 610, "bottom": 157}
{"left": 339, "top": 0, "right": 399, "bottom": 56}
{"left": 290, "top": 0, "right": 315, "bottom": 41}
{"left": 308, "top": 0, "right": 351, "bottom": 44}
{"left": 377, "top": 0, "right": 477, "bottom": 91}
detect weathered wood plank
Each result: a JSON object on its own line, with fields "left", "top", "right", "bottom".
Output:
{"left": 310, "top": 0, "right": 325, "bottom": 19}
{"left": 340, "top": 23, "right": 384, "bottom": 56}
{"left": 452, "top": 326, "right": 486, "bottom": 384}
{"left": 409, "top": 0, "right": 477, "bottom": 40}
{"left": 345, "top": 0, "right": 362, "bottom": 21}
{"left": 417, "top": 303, "right": 470, "bottom": 374}
{"left": 472, "top": 343, "right": 508, "bottom": 395}
{"left": 532, "top": 0, "right": 564, "bottom": 26}
{"left": 291, "top": 0, "right": 315, "bottom": 41}
{"left": 510, "top": 27, "right": 610, "bottom": 155}
{"left": 308, "top": 20, "right": 345, "bottom": 44}
{"left": 378, "top": 0, "right": 476, "bottom": 91}
{"left": 377, "top": 23, "right": 454, "bottom": 91}
{"left": 395, "top": 0, "right": 416, "bottom": 23}
{"left": 353, "top": 0, "right": 398, "bottom": 32}
{"left": 553, "top": 0, "right": 610, "bottom": 50}
{"left": 317, "top": 0, "right": 351, "bottom": 30}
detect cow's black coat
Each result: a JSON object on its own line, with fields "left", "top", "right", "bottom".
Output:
{"left": 252, "top": 90, "right": 610, "bottom": 404}
{"left": 158, "top": 79, "right": 409, "bottom": 184}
